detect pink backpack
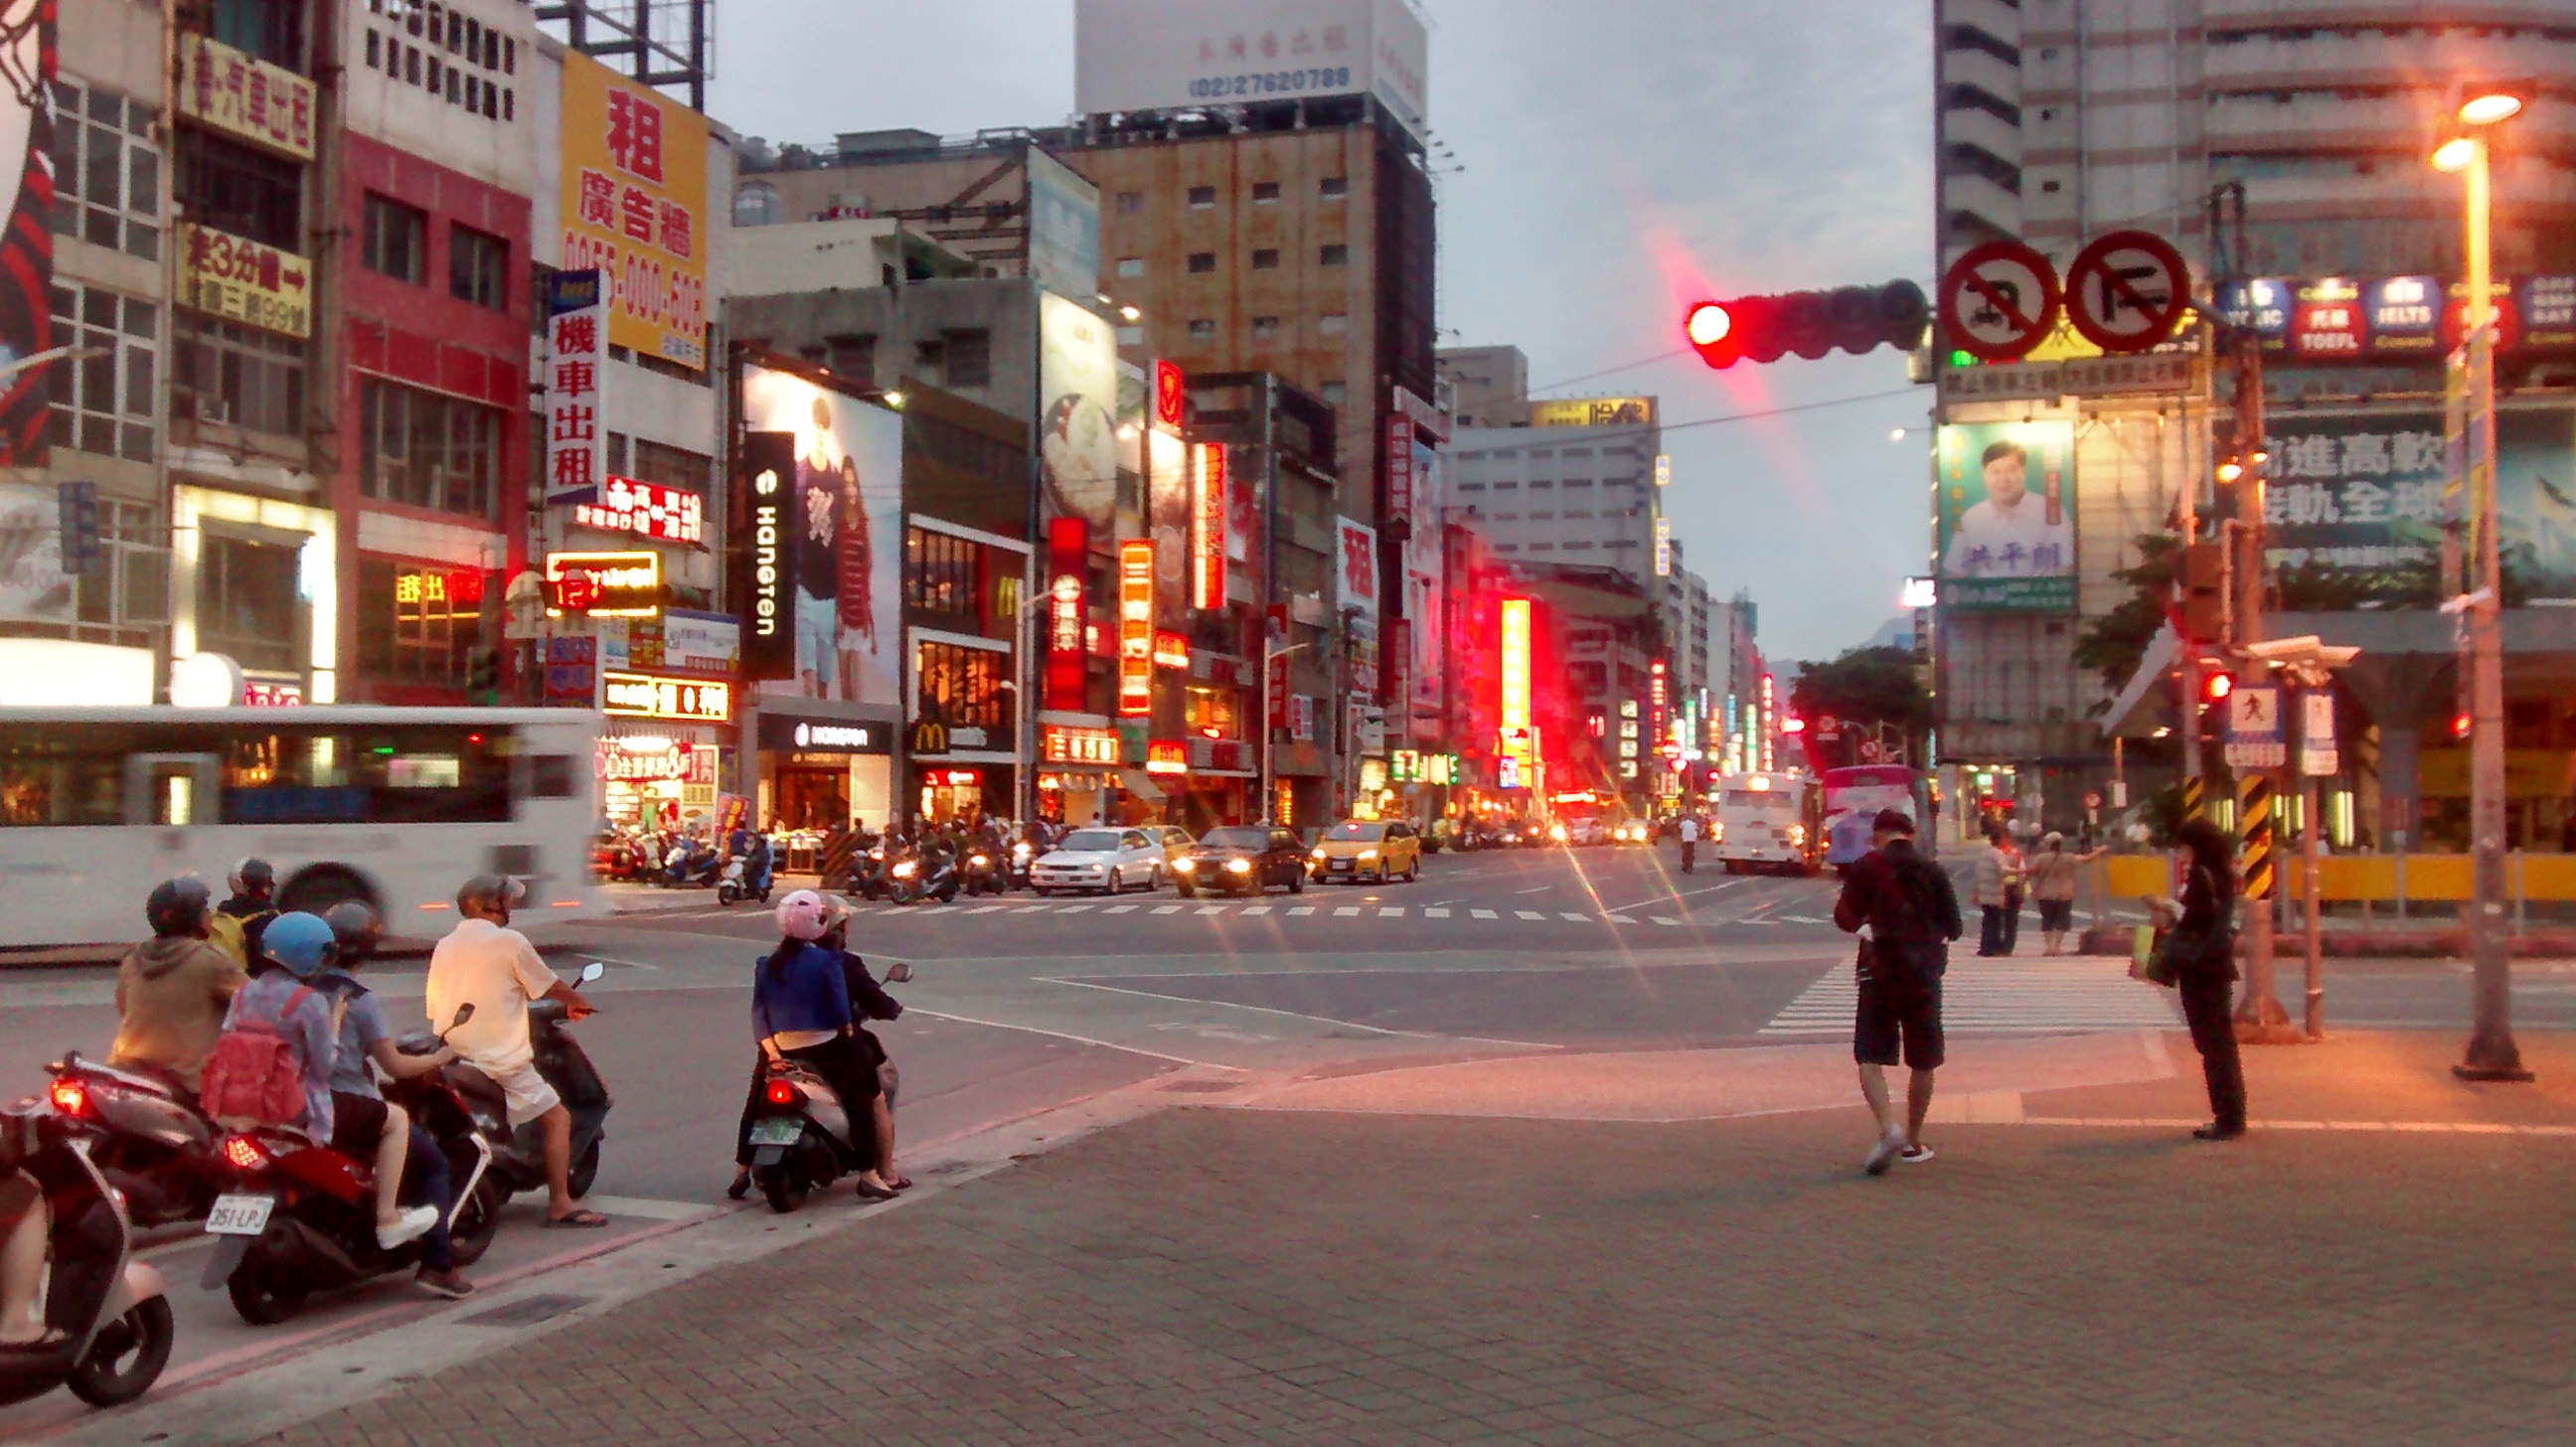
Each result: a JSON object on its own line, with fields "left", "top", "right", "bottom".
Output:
{"left": 201, "top": 984, "right": 320, "bottom": 1127}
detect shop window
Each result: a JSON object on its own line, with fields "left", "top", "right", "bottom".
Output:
{"left": 903, "top": 527, "right": 979, "bottom": 620}
{"left": 358, "top": 376, "right": 504, "bottom": 520}
{"left": 171, "top": 314, "right": 305, "bottom": 436}
{"left": 48, "top": 283, "right": 156, "bottom": 463}
{"left": 196, "top": 530, "right": 302, "bottom": 673}
{"left": 449, "top": 223, "right": 509, "bottom": 310}
{"left": 47, "top": 77, "right": 160, "bottom": 260}
{"left": 362, "top": 193, "right": 426, "bottom": 284}
{"left": 175, "top": 130, "right": 302, "bottom": 251}
{"left": 355, "top": 556, "right": 485, "bottom": 687}
{"left": 915, "top": 639, "right": 1009, "bottom": 731}
{"left": 630, "top": 437, "right": 712, "bottom": 493}
{"left": 1186, "top": 687, "right": 1239, "bottom": 740}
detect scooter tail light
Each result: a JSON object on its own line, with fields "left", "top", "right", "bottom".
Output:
{"left": 223, "top": 1134, "right": 269, "bottom": 1172}
{"left": 765, "top": 1079, "right": 799, "bottom": 1107}
{"left": 48, "top": 1077, "right": 87, "bottom": 1116}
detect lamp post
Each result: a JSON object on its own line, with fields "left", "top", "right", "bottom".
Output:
{"left": 2434, "top": 81, "right": 2534, "bottom": 1081}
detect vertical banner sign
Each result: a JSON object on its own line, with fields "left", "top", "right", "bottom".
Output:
{"left": 1499, "top": 598, "right": 1530, "bottom": 732}
{"left": 738, "top": 430, "right": 797, "bottom": 681}
{"left": 1385, "top": 415, "right": 1413, "bottom": 522}
{"left": 1266, "top": 603, "right": 1289, "bottom": 729}
{"left": 1046, "top": 517, "right": 1089, "bottom": 712}
{"left": 1654, "top": 515, "right": 1672, "bottom": 576}
{"left": 0, "top": 2, "right": 54, "bottom": 466}
{"left": 1191, "top": 441, "right": 1227, "bottom": 610}
{"left": 559, "top": 52, "right": 710, "bottom": 368}
{"left": 545, "top": 271, "right": 606, "bottom": 504}
{"left": 1151, "top": 358, "right": 1185, "bottom": 434}
{"left": 1117, "top": 541, "right": 1155, "bottom": 716}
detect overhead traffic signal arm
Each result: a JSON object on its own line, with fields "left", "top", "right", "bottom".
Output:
{"left": 1686, "top": 280, "right": 1928, "bottom": 369}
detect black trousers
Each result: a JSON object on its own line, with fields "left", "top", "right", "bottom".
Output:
{"left": 2178, "top": 973, "right": 2246, "bottom": 1132}
{"left": 736, "top": 1035, "right": 882, "bottom": 1168}
{"left": 1680, "top": 842, "right": 1695, "bottom": 874}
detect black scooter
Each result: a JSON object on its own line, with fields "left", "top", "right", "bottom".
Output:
{"left": 961, "top": 846, "right": 1006, "bottom": 897}
{"left": 852, "top": 841, "right": 903, "bottom": 902}
{"left": 890, "top": 843, "right": 960, "bottom": 905}
{"left": 444, "top": 962, "right": 612, "bottom": 1204}
{"left": 745, "top": 961, "right": 908, "bottom": 1212}
{"left": 41, "top": 1052, "right": 226, "bottom": 1231}
{"left": 0, "top": 1095, "right": 174, "bottom": 1409}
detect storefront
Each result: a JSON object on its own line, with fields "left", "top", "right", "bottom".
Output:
{"left": 754, "top": 705, "right": 897, "bottom": 835}
{"left": 906, "top": 718, "right": 1014, "bottom": 827}
{"left": 596, "top": 731, "right": 723, "bottom": 829}
{"left": 171, "top": 485, "right": 339, "bottom": 704}
{"left": 1037, "top": 717, "right": 1121, "bottom": 827}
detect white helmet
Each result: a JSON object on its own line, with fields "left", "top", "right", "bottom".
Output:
{"left": 774, "top": 889, "right": 830, "bottom": 940}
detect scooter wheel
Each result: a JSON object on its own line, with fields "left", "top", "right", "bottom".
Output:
{"left": 227, "top": 1268, "right": 305, "bottom": 1327}
{"left": 755, "top": 1162, "right": 807, "bottom": 1214}
{"left": 567, "top": 1136, "right": 603, "bottom": 1202}
{"left": 65, "top": 1295, "right": 173, "bottom": 1406}
{"left": 446, "top": 1176, "right": 508, "bottom": 1268}
{"left": 718, "top": 885, "right": 738, "bottom": 906}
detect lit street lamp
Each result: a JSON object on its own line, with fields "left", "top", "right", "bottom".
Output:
{"left": 2433, "top": 80, "right": 2533, "bottom": 1081}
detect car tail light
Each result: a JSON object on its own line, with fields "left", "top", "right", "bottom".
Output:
{"left": 223, "top": 1134, "right": 269, "bottom": 1172}
{"left": 765, "top": 1079, "right": 799, "bottom": 1107}
{"left": 48, "top": 1077, "right": 87, "bottom": 1116}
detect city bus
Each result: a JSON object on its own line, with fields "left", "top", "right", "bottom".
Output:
{"left": 0, "top": 708, "right": 605, "bottom": 948}
{"left": 1820, "top": 764, "right": 1933, "bottom": 871}
{"left": 1709, "top": 770, "right": 1820, "bottom": 875}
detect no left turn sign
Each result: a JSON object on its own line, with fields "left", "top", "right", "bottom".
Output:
{"left": 2064, "top": 230, "right": 2190, "bottom": 354}
{"left": 1939, "top": 239, "right": 2061, "bottom": 362}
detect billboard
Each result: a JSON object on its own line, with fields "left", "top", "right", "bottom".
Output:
{"left": 1530, "top": 397, "right": 1654, "bottom": 428}
{"left": 1074, "top": 0, "right": 1427, "bottom": 140}
{"left": 1404, "top": 439, "right": 1442, "bottom": 731}
{"left": 1935, "top": 419, "right": 2076, "bottom": 612}
{"left": 1026, "top": 148, "right": 1100, "bottom": 302}
{"left": 1038, "top": 293, "right": 1120, "bottom": 529}
{"left": 0, "top": 483, "right": 69, "bottom": 623}
{"left": 740, "top": 366, "right": 902, "bottom": 704}
{"left": 544, "top": 270, "right": 606, "bottom": 504}
{"left": 560, "top": 51, "right": 709, "bottom": 368}
{"left": 738, "top": 429, "right": 796, "bottom": 681}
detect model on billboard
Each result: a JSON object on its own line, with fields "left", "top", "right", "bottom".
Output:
{"left": 1941, "top": 439, "right": 2072, "bottom": 581}
{"left": 795, "top": 397, "right": 842, "bottom": 699}
{"left": 1037, "top": 293, "right": 1119, "bottom": 527}
{"left": 836, "top": 452, "right": 880, "bottom": 697}
{"left": 0, "top": 1, "right": 52, "bottom": 467}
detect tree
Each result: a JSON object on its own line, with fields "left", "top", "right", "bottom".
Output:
{"left": 1789, "top": 645, "right": 1931, "bottom": 766}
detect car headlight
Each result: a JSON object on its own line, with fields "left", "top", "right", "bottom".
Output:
{"left": 1549, "top": 824, "right": 1568, "bottom": 842}
{"left": 1225, "top": 858, "right": 1252, "bottom": 873}
{"left": 1359, "top": 849, "right": 1377, "bottom": 861}
{"left": 1311, "top": 848, "right": 1327, "bottom": 860}
{"left": 1175, "top": 859, "right": 1196, "bottom": 872}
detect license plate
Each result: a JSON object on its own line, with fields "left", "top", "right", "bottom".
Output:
{"left": 1330, "top": 860, "right": 1353, "bottom": 871}
{"left": 748, "top": 1116, "right": 805, "bottom": 1147}
{"left": 205, "top": 1194, "right": 275, "bottom": 1236}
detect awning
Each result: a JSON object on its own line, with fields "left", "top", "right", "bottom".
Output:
{"left": 1120, "top": 767, "right": 1167, "bottom": 802}
{"left": 2099, "top": 623, "right": 2180, "bottom": 740}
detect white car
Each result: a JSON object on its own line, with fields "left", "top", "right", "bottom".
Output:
{"left": 1031, "top": 827, "right": 1168, "bottom": 895}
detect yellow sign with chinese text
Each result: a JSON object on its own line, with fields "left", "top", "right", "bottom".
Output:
{"left": 1530, "top": 397, "right": 1654, "bottom": 428}
{"left": 558, "top": 52, "right": 709, "bottom": 368}
{"left": 176, "top": 34, "right": 316, "bottom": 160}
{"left": 176, "top": 224, "right": 312, "bottom": 338}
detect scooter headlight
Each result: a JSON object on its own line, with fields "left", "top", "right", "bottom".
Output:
{"left": 892, "top": 862, "right": 917, "bottom": 879}
{"left": 1175, "top": 859, "right": 1197, "bottom": 872}
{"left": 970, "top": 855, "right": 990, "bottom": 867}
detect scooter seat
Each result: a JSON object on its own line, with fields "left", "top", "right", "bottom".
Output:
{"left": 68, "top": 1054, "right": 191, "bottom": 1101}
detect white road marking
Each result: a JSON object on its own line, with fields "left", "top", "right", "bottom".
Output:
{"left": 1057, "top": 904, "right": 1093, "bottom": 913}
{"left": 1152, "top": 904, "right": 1185, "bottom": 915}
{"left": 964, "top": 905, "right": 1011, "bottom": 914}
{"left": 1651, "top": 915, "right": 1680, "bottom": 926}
{"left": 1472, "top": 908, "right": 1498, "bottom": 919}
{"left": 1334, "top": 906, "right": 1361, "bottom": 917}
{"left": 1423, "top": 907, "right": 1450, "bottom": 918}
{"left": 1517, "top": 910, "right": 1547, "bottom": 921}
{"left": 1558, "top": 912, "right": 1591, "bottom": 923}
{"left": 577, "top": 1195, "right": 717, "bottom": 1222}
{"left": 1604, "top": 913, "right": 1636, "bottom": 924}
{"left": 1288, "top": 906, "right": 1316, "bottom": 916}
{"left": 1515, "top": 885, "right": 1553, "bottom": 895}
{"left": 1195, "top": 905, "right": 1226, "bottom": 916}
{"left": 1240, "top": 904, "right": 1272, "bottom": 916}
{"left": 1761, "top": 959, "right": 2182, "bottom": 1036}
{"left": 1379, "top": 907, "right": 1406, "bottom": 918}
{"left": 1101, "top": 904, "right": 1138, "bottom": 914}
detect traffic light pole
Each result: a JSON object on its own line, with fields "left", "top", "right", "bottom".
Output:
{"left": 2231, "top": 344, "right": 2291, "bottom": 1038}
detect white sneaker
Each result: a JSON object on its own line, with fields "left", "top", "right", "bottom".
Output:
{"left": 1863, "top": 1130, "right": 1904, "bottom": 1176}
{"left": 378, "top": 1205, "right": 439, "bottom": 1249}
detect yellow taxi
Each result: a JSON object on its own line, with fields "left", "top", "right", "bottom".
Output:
{"left": 1308, "top": 819, "right": 1422, "bottom": 884}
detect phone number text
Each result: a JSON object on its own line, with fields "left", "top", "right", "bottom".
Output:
{"left": 1188, "top": 67, "right": 1354, "bottom": 100}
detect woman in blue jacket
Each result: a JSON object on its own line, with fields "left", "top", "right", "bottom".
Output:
{"left": 735, "top": 891, "right": 897, "bottom": 1200}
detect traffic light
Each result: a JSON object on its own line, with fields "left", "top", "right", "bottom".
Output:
{"left": 1685, "top": 280, "right": 1929, "bottom": 369}
{"left": 2452, "top": 711, "right": 2474, "bottom": 739}
{"left": 2178, "top": 543, "right": 2225, "bottom": 643}
{"left": 467, "top": 644, "right": 501, "bottom": 702}
{"left": 2201, "top": 669, "right": 2233, "bottom": 708}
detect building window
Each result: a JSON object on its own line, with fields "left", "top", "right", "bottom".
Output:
{"left": 1115, "top": 255, "right": 1144, "bottom": 278}
{"left": 630, "top": 437, "right": 711, "bottom": 493}
{"left": 47, "top": 283, "right": 156, "bottom": 463}
{"left": 171, "top": 314, "right": 304, "bottom": 436}
{"left": 915, "top": 639, "right": 1011, "bottom": 731}
{"left": 68, "top": 495, "right": 170, "bottom": 644}
{"left": 1251, "top": 247, "right": 1279, "bottom": 269}
{"left": 1319, "top": 243, "right": 1348, "bottom": 267}
{"left": 1115, "top": 190, "right": 1143, "bottom": 214}
{"left": 819, "top": 332, "right": 874, "bottom": 385}
{"left": 1188, "top": 318, "right": 1216, "bottom": 341}
{"left": 357, "top": 376, "right": 504, "bottom": 520}
{"left": 1319, "top": 175, "right": 1349, "bottom": 198}
{"left": 1251, "top": 181, "right": 1280, "bottom": 203}
{"left": 1188, "top": 251, "right": 1216, "bottom": 273}
{"left": 1319, "top": 380, "right": 1347, "bottom": 404}
{"left": 366, "top": 30, "right": 381, "bottom": 68}
{"left": 175, "top": 131, "right": 301, "bottom": 251}
{"left": 356, "top": 556, "right": 485, "bottom": 687}
{"left": 196, "top": 531, "right": 302, "bottom": 673}
{"left": 1251, "top": 316, "right": 1280, "bottom": 339}
{"left": 449, "top": 223, "right": 509, "bottom": 309}
{"left": 48, "top": 77, "right": 161, "bottom": 261}
{"left": 902, "top": 527, "right": 979, "bottom": 618}
{"left": 1188, "top": 185, "right": 1216, "bottom": 208}
{"left": 1319, "top": 313, "right": 1348, "bottom": 336}
{"left": 361, "top": 193, "right": 426, "bottom": 283}
{"left": 943, "top": 328, "right": 991, "bottom": 389}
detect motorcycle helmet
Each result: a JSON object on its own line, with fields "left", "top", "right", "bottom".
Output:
{"left": 324, "top": 899, "right": 383, "bottom": 965}
{"left": 146, "top": 877, "right": 215, "bottom": 937}
{"left": 456, "top": 874, "right": 526, "bottom": 916}
{"left": 260, "top": 911, "right": 337, "bottom": 977}
{"left": 229, "top": 857, "right": 277, "bottom": 898}
{"left": 775, "top": 888, "right": 830, "bottom": 940}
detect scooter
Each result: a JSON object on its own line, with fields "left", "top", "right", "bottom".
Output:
{"left": 1008, "top": 839, "right": 1035, "bottom": 891}
{"left": 852, "top": 841, "right": 903, "bottom": 902}
{"left": 717, "top": 850, "right": 774, "bottom": 907}
{"left": 889, "top": 844, "right": 960, "bottom": 905}
{"left": 199, "top": 1005, "right": 506, "bottom": 1326}
{"left": 443, "top": 963, "right": 612, "bottom": 1206}
{"left": 657, "top": 840, "right": 720, "bottom": 888}
{"left": 743, "top": 961, "right": 909, "bottom": 1213}
{"left": 960, "top": 848, "right": 1006, "bottom": 897}
{"left": 40, "top": 1053, "right": 226, "bottom": 1231}
{"left": 0, "top": 1094, "right": 174, "bottom": 1408}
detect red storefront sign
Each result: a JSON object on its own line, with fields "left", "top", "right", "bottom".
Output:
{"left": 1152, "top": 358, "right": 1185, "bottom": 434}
{"left": 1045, "top": 518, "right": 1088, "bottom": 712}
{"left": 573, "top": 476, "right": 705, "bottom": 545}
{"left": 1118, "top": 540, "right": 1155, "bottom": 717}
{"left": 1192, "top": 441, "right": 1227, "bottom": 610}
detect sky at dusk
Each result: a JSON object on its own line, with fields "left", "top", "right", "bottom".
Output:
{"left": 708, "top": 1, "right": 1937, "bottom": 665}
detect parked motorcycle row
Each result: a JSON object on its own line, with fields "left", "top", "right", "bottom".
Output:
{"left": 594, "top": 826, "right": 776, "bottom": 906}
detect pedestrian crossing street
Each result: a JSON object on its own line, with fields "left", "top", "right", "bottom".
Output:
{"left": 1760, "top": 956, "right": 2183, "bottom": 1037}
{"left": 642, "top": 895, "right": 1846, "bottom": 929}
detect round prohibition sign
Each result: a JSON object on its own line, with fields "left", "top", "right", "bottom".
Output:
{"left": 1939, "top": 240, "right": 2062, "bottom": 362}
{"left": 2064, "top": 230, "right": 2190, "bottom": 354}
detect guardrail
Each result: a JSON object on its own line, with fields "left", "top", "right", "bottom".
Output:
{"left": 2087, "top": 851, "right": 2576, "bottom": 932}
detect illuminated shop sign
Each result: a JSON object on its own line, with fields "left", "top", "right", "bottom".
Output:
{"left": 545, "top": 550, "right": 661, "bottom": 617}
{"left": 1046, "top": 518, "right": 1088, "bottom": 712}
{"left": 1192, "top": 441, "right": 1227, "bottom": 610}
{"left": 1118, "top": 540, "right": 1154, "bottom": 716}
{"left": 1499, "top": 597, "right": 1530, "bottom": 731}
{"left": 600, "top": 669, "right": 730, "bottom": 722}
{"left": 573, "top": 476, "right": 705, "bottom": 544}
{"left": 1041, "top": 724, "right": 1121, "bottom": 765}
{"left": 1145, "top": 738, "right": 1190, "bottom": 775}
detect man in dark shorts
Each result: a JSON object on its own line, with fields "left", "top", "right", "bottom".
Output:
{"left": 1834, "top": 809, "right": 1963, "bottom": 1175}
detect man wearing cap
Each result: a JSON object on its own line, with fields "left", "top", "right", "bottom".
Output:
{"left": 1834, "top": 808, "right": 1962, "bottom": 1175}
{"left": 424, "top": 876, "right": 605, "bottom": 1226}
{"left": 110, "top": 879, "right": 250, "bottom": 1095}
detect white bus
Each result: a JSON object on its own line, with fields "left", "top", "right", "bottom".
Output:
{"left": 1709, "top": 769, "right": 1821, "bottom": 875}
{"left": 0, "top": 707, "right": 605, "bottom": 948}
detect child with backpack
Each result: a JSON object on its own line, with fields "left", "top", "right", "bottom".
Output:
{"left": 204, "top": 911, "right": 437, "bottom": 1248}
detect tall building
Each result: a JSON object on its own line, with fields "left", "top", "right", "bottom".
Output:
{"left": 1436, "top": 344, "right": 1527, "bottom": 428}
{"left": 1447, "top": 402, "right": 1660, "bottom": 580}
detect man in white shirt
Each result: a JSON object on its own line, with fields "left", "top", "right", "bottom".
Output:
{"left": 424, "top": 876, "right": 604, "bottom": 1227}
{"left": 1679, "top": 814, "right": 1702, "bottom": 875}
{"left": 1942, "top": 440, "right": 2073, "bottom": 581}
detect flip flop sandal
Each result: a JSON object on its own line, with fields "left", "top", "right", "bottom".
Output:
{"left": 854, "top": 1179, "right": 899, "bottom": 1201}
{"left": 545, "top": 1208, "right": 610, "bottom": 1227}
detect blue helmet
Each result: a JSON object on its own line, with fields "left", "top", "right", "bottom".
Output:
{"left": 260, "top": 911, "right": 336, "bottom": 977}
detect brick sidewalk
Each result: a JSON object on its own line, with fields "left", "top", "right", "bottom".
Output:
{"left": 263, "top": 1034, "right": 2576, "bottom": 1446}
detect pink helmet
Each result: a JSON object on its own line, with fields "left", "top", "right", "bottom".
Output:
{"left": 775, "top": 889, "right": 830, "bottom": 940}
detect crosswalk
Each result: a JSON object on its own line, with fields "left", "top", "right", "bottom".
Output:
{"left": 632, "top": 894, "right": 1853, "bottom": 930}
{"left": 1759, "top": 957, "right": 2183, "bottom": 1037}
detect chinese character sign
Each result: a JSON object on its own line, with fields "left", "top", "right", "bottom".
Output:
{"left": 176, "top": 34, "right": 315, "bottom": 160}
{"left": 545, "top": 271, "right": 606, "bottom": 505}
{"left": 2253, "top": 409, "right": 2576, "bottom": 598}
{"left": 177, "top": 224, "right": 310, "bottom": 338}
{"left": 1935, "top": 419, "right": 2076, "bottom": 612}
{"left": 559, "top": 52, "right": 708, "bottom": 367}
{"left": 1337, "top": 519, "right": 1378, "bottom": 620}
{"left": 573, "top": 475, "right": 704, "bottom": 544}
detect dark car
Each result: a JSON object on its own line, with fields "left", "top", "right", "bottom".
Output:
{"left": 1173, "top": 825, "right": 1310, "bottom": 897}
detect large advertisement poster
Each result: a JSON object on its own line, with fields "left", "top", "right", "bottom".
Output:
{"left": 1405, "top": 439, "right": 1442, "bottom": 732}
{"left": 741, "top": 367, "right": 902, "bottom": 704}
{"left": 1026, "top": 149, "right": 1100, "bottom": 303}
{"left": 1935, "top": 419, "right": 2076, "bottom": 612}
{"left": 560, "top": 51, "right": 709, "bottom": 368}
{"left": 0, "top": 482, "right": 69, "bottom": 622}
{"left": 1039, "top": 293, "right": 1120, "bottom": 529}
{"left": 0, "top": 2, "right": 51, "bottom": 466}
{"left": 2255, "top": 408, "right": 2576, "bottom": 600}
{"left": 1073, "top": 0, "right": 1426, "bottom": 141}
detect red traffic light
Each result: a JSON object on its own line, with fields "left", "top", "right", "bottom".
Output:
{"left": 1686, "top": 300, "right": 1743, "bottom": 368}
{"left": 2202, "top": 672, "right": 2233, "bottom": 705}
{"left": 2452, "top": 711, "right": 2473, "bottom": 739}
{"left": 1687, "top": 281, "right": 1927, "bottom": 370}
{"left": 1779, "top": 715, "right": 1808, "bottom": 734}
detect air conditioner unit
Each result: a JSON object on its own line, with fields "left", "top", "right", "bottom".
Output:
{"left": 195, "top": 397, "right": 233, "bottom": 425}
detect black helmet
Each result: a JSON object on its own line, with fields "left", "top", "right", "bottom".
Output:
{"left": 455, "top": 874, "right": 526, "bottom": 916}
{"left": 146, "top": 878, "right": 214, "bottom": 937}
{"left": 323, "top": 900, "right": 382, "bottom": 964}
{"left": 229, "top": 858, "right": 276, "bottom": 897}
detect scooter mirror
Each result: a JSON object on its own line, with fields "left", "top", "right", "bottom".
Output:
{"left": 445, "top": 1003, "right": 476, "bottom": 1032}
{"left": 577, "top": 961, "right": 606, "bottom": 985}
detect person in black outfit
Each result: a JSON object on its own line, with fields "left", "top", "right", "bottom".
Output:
{"left": 219, "top": 857, "right": 280, "bottom": 965}
{"left": 2165, "top": 820, "right": 2247, "bottom": 1141}
{"left": 1834, "top": 809, "right": 1964, "bottom": 1174}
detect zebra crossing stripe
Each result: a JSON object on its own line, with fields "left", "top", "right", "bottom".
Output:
{"left": 1057, "top": 904, "right": 1093, "bottom": 913}
{"left": 1518, "top": 910, "right": 1547, "bottom": 921}
{"left": 965, "top": 905, "right": 1010, "bottom": 914}
{"left": 1472, "top": 908, "right": 1498, "bottom": 919}
{"left": 1423, "top": 907, "right": 1450, "bottom": 918}
{"left": 1335, "top": 906, "right": 1361, "bottom": 917}
{"left": 1241, "top": 904, "right": 1271, "bottom": 915}
{"left": 1101, "top": 904, "right": 1138, "bottom": 914}
{"left": 1558, "top": 912, "right": 1589, "bottom": 923}
{"left": 1604, "top": 913, "right": 1636, "bottom": 924}
{"left": 1759, "top": 960, "right": 2182, "bottom": 1037}
{"left": 1152, "top": 904, "right": 1185, "bottom": 915}
{"left": 1379, "top": 907, "right": 1405, "bottom": 918}
{"left": 1289, "top": 906, "right": 1315, "bottom": 916}
{"left": 1194, "top": 905, "right": 1225, "bottom": 916}
{"left": 1651, "top": 916, "right": 1680, "bottom": 926}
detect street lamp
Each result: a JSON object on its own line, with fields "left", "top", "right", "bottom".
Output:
{"left": 2434, "top": 80, "right": 2532, "bottom": 1081}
